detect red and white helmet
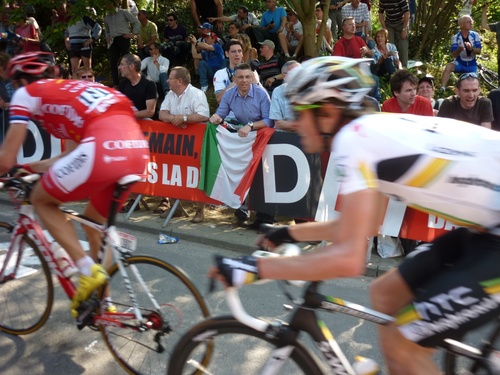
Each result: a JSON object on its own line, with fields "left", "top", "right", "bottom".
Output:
{"left": 7, "top": 52, "right": 55, "bottom": 79}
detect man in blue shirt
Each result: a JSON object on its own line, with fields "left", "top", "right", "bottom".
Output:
{"left": 247, "top": 0, "right": 286, "bottom": 50}
{"left": 209, "top": 63, "right": 274, "bottom": 227}
{"left": 269, "top": 60, "right": 300, "bottom": 131}
{"left": 210, "top": 63, "right": 273, "bottom": 134}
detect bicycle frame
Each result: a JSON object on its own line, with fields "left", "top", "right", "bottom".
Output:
{"left": 0, "top": 176, "right": 162, "bottom": 331}
{"left": 226, "top": 281, "right": 393, "bottom": 374}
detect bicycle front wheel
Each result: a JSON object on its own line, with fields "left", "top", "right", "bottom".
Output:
{"left": 99, "top": 255, "right": 210, "bottom": 375}
{"left": 168, "top": 316, "right": 324, "bottom": 375}
{"left": 0, "top": 221, "right": 54, "bottom": 335}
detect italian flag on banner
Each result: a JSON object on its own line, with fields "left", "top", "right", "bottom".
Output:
{"left": 199, "top": 123, "right": 274, "bottom": 208}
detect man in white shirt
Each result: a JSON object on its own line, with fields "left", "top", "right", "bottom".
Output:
{"left": 158, "top": 66, "right": 210, "bottom": 223}
{"left": 140, "top": 41, "right": 170, "bottom": 99}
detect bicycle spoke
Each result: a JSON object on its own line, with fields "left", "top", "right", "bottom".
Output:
{"left": 0, "top": 223, "right": 53, "bottom": 335}
{"left": 99, "top": 256, "right": 210, "bottom": 375}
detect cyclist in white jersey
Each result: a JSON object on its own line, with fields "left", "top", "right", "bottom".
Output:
{"left": 212, "top": 56, "right": 500, "bottom": 374}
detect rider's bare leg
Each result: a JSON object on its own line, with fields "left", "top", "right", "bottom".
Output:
{"left": 371, "top": 269, "right": 440, "bottom": 375}
{"left": 81, "top": 203, "right": 106, "bottom": 262}
{"left": 30, "top": 183, "right": 88, "bottom": 263}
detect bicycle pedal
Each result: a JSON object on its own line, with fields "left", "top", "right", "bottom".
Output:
{"left": 75, "top": 299, "right": 98, "bottom": 330}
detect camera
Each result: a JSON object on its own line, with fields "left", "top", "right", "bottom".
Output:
{"left": 250, "top": 59, "right": 260, "bottom": 71}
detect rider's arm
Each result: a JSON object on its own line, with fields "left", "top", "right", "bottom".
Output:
{"left": 258, "top": 189, "right": 386, "bottom": 280}
{"left": 25, "top": 140, "right": 79, "bottom": 173}
{"left": 0, "top": 123, "right": 28, "bottom": 174}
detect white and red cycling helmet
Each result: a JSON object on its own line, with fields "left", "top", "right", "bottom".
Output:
{"left": 7, "top": 52, "right": 56, "bottom": 80}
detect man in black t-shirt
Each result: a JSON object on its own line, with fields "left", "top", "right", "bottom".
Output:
{"left": 437, "top": 73, "right": 493, "bottom": 128}
{"left": 256, "top": 39, "right": 286, "bottom": 95}
{"left": 118, "top": 53, "right": 157, "bottom": 119}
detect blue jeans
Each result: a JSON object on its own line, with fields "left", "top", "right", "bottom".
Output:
{"left": 198, "top": 60, "right": 215, "bottom": 87}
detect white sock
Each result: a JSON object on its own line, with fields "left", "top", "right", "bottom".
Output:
{"left": 77, "top": 256, "right": 95, "bottom": 277}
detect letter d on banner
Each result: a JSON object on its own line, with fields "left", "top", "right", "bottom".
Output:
{"left": 17, "top": 121, "right": 63, "bottom": 163}
{"left": 262, "top": 144, "right": 310, "bottom": 203}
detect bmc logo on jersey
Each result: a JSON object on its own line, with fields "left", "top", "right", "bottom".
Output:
{"left": 103, "top": 140, "right": 149, "bottom": 150}
{"left": 41, "top": 104, "right": 84, "bottom": 128}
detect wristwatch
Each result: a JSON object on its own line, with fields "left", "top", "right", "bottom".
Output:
{"left": 247, "top": 121, "right": 254, "bottom": 130}
{"left": 183, "top": 115, "right": 188, "bottom": 123}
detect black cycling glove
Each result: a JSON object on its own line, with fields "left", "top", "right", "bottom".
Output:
{"left": 215, "top": 255, "right": 260, "bottom": 287}
{"left": 264, "top": 226, "right": 297, "bottom": 246}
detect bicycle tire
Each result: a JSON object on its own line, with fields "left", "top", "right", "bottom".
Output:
{"left": 443, "top": 320, "right": 500, "bottom": 375}
{"left": 168, "top": 316, "right": 325, "bottom": 375}
{"left": 98, "top": 255, "right": 210, "bottom": 375}
{"left": 479, "top": 68, "right": 499, "bottom": 90}
{"left": 0, "top": 221, "right": 54, "bottom": 335}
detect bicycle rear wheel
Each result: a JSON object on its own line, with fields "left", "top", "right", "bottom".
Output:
{"left": 0, "top": 221, "right": 54, "bottom": 335}
{"left": 168, "top": 316, "right": 324, "bottom": 375}
{"left": 99, "top": 255, "right": 210, "bottom": 375}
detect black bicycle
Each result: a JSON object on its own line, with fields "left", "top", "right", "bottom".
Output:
{"left": 168, "top": 247, "right": 500, "bottom": 374}
{"left": 477, "top": 62, "right": 498, "bottom": 90}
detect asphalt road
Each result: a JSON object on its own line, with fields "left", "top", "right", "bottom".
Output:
{"left": 0, "top": 201, "right": 486, "bottom": 374}
{"left": 0, "top": 209, "right": 388, "bottom": 375}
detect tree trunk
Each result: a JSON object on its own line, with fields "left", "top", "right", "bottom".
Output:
{"left": 288, "top": 0, "right": 331, "bottom": 57}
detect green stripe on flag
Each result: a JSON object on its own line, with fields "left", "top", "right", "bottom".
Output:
{"left": 199, "top": 123, "right": 222, "bottom": 196}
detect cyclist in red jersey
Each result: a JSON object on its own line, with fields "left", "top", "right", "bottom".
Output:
{"left": 0, "top": 52, "right": 150, "bottom": 317}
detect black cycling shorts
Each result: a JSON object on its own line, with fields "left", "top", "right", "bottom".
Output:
{"left": 68, "top": 43, "right": 92, "bottom": 59}
{"left": 397, "top": 227, "right": 500, "bottom": 347}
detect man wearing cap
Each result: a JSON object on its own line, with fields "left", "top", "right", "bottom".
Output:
{"left": 191, "top": 0, "right": 223, "bottom": 36}
{"left": 382, "top": 70, "right": 433, "bottom": 116}
{"left": 189, "top": 31, "right": 225, "bottom": 93}
{"left": 438, "top": 73, "right": 493, "bottom": 128}
{"left": 417, "top": 76, "right": 442, "bottom": 116}
{"left": 256, "top": 39, "right": 286, "bottom": 95}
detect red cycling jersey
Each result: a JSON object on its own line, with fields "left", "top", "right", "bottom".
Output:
{"left": 9, "top": 79, "right": 136, "bottom": 142}
{"left": 9, "top": 79, "right": 150, "bottom": 216}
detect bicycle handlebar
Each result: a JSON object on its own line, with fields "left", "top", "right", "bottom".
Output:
{"left": 0, "top": 174, "right": 41, "bottom": 189}
{"left": 225, "top": 287, "right": 270, "bottom": 333}
{"left": 222, "top": 244, "right": 305, "bottom": 332}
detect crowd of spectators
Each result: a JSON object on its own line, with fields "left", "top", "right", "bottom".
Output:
{"left": 0, "top": 0, "right": 498, "bottom": 225}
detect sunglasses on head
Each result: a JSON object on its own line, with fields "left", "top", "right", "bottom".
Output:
{"left": 459, "top": 72, "right": 478, "bottom": 81}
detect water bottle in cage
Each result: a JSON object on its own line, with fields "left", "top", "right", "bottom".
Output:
{"left": 51, "top": 242, "right": 79, "bottom": 278}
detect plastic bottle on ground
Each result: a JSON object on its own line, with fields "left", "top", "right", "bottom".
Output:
{"left": 158, "top": 233, "right": 179, "bottom": 244}
{"left": 51, "top": 242, "right": 79, "bottom": 278}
